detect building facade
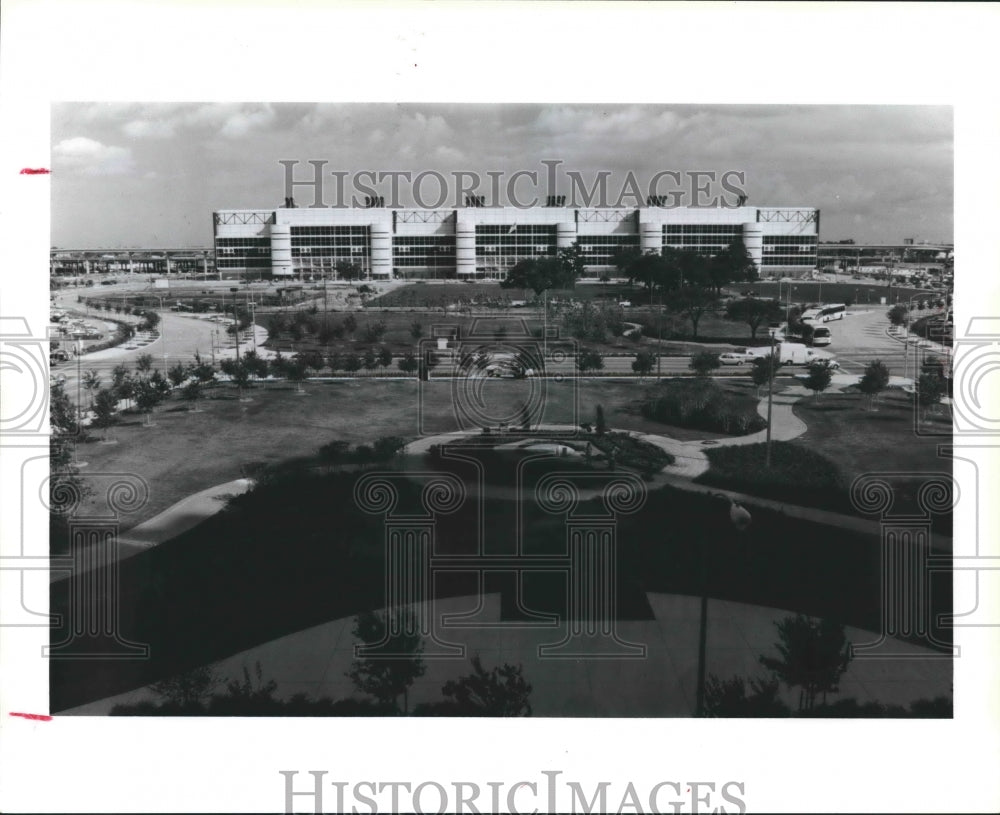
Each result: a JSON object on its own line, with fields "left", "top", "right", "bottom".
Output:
{"left": 212, "top": 204, "right": 819, "bottom": 280}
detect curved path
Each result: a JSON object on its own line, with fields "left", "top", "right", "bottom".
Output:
{"left": 63, "top": 372, "right": 942, "bottom": 582}
{"left": 403, "top": 381, "right": 820, "bottom": 480}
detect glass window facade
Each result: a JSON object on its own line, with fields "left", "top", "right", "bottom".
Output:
{"left": 577, "top": 234, "right": 640, "bottom": 269}
{"left": 215, "top": 237, "right": 271, "bottom": 269}
{"left": 393, "top": 235, "right": 456, "bottom": 278}
{"left": 663, "top": 224, "right": 744, "bottom": 253}
{"left": 762, "top": 235, "right": 817, "bottom": 267}
{"left": 290, "top": 225, "right": 370, "bottom": 275}
{"left": 475, "top": 224, "right": 556, "bottom": 273}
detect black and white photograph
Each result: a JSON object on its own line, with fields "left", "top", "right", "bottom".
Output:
{"left": 1, "top": 2, "right": 998, "bottom": 814}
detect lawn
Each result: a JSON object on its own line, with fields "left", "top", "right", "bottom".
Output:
{"left": 50, "top": 465, "right": 953, "bottom": 711}
{"left": 70, "top": 379, "right": 714, "bottom": 529}
{"left": 364, "top": 281, "right": 638, "bottom": 309}
{"left": 696, "top": 388, "right": 953, "bottom": 533}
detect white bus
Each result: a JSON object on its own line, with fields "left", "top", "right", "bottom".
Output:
{"left": 802, "top": 303, "right": 847, "bottom": 323}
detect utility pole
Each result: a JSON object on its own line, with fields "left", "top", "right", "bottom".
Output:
{"left": 765, "top": 332, "right": 776, "bottom": 468}
{"left": 656, "top": 291, "right": 663, "bottom": 381}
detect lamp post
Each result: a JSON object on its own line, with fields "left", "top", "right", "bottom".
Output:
{"left": 765, "top": 330, "right": 777, "bottom": 468}
{"left": 695, "top": 535, "right": 710, "bottom": 716}
{"left": 656, "top": 291, "right": 663, "bottom": 381}
{"left": 73, "top": 338, "right": 88, "bottom": 468}
{"left": 902, "top": 292, "right": 929, "bottom": 382}
{"left": 155, "top": 296, "right": 167, "bottom": 367}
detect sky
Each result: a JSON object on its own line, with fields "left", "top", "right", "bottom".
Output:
{"left": 50, "top": 103, "right": 953, "bottom": 248}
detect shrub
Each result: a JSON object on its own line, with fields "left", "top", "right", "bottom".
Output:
{"left": 641, "top": 379, "right": 766, "bottom": 435}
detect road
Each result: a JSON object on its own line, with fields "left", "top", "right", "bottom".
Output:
{"left": 53, "top": 287, "right": 264, "bottom": 403}
{"left": 52, "top": 284, "right": 946, "bottom": 403}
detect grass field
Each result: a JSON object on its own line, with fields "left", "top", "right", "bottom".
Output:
{"left": 696, "top": 388, "right": 952, "bottom": 532}
{"left": 365, "top": 281, "right": 639, "bottom": 309}
{"left": 74, "top": 379, "right": 714, "bottom": 528}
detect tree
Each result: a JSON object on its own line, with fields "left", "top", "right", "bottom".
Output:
{"left": 689, "top": 351, "right": 721, "bottom": 377}
{"left": 287, "top": 354, "right": 311, "bottom": 393}
{"left": 595, "top": 404, "right": 608, "bottom": 435}
{"left": 133, "top": 378, "right": 162, "bottom": 426}
{"left": 140, "top": 310, "right": 160, "bottom": 332}
{"left": 91, "top": 388, "right": 118, "bottom": 441}
{"left": 703, "top": 674, "right": 790, "bottom": 717}
{"left": 858, "top": 359, "right": 891, "bottom": 410}
{"left": 916, "top": 370, "right": 946, "bottom": 420}
{"left": 377, "top": 346, "right": 393, "bottom": 374}
{"left": 111, "top": 365, "right": 135, "bottom": 410}
{"left": 576, "top": 349, "right": 604, "bottom": 374}
{"left": 167, "top": 363, "right": 188, "bottom": 388}
{"left": 624, "top": 251, "right": 677, "bottom": 294}
{"left": 669, "top": 286, "right": 718, "bottom": 339}
{"left": 243, "top": 349, "right": 270, "bottom": 384}
{"left": 220, "top": 357, "right": 252, "bottom": 395}
{"left": 887, "top": 304, "right": 908, "bottom": 327}
{"left": 804, "top": 358, "right": 834, "bottom": 398}
{"left": 347, "top": 609, "right": 426, "bottom": 714}
{"left": 372, "top": 436, "right": 405, "bottom": 463}
{"left": 135, "top": 353, "right": 154, "bottom": 376}
{"left": 336, "top": 260, "right": 363, "bottom": 281}
{"left": 500, "top": 248, "right": 581, "bottom": 296}
{"left": 343, "top": 314, "right": 357, "bottom": 335}
{"left": 760, "top": 614, "right": 852, "bottom": 711}
{"left": 708, "top": 238, "right": 758, "bottom": 294}
{"left": 751, "top": 353, "right": 778, "bottom": 397}
{"left": 82, "top": 368, "right": 102, "bottom": 408}
{"left": 397, "top": 351, "right": 419, "bottom": 375}
{"left": 631, "top": 350, "right": 656, "bottom": 379}
{"left": 725, "top": 298, "right": 783, "bottom": 340}
{"left": 190, "top": 351, "right": 216, "bottom": 383}
{"left": 343, "top": 352, "right": 362, "bottom": 373}
{"left": 363, "top": 321, "right": 387, "bottom": 343}
{"left": 150, "top": 666, "right": 219, "bottom": 707}
{"left": 181, "top": 380, "right": 204, "bottom": 411}
{"left": 362, "top": 347, "right": 378, "bottom": 375}
{"left": 49, "top": 380, "right": 79, "bottom": 470}
{"left": 410, "top": 321, "right": 424, "bottom": 340}
{"left": 435, "top": 656, "right": 533, "bottom": 716}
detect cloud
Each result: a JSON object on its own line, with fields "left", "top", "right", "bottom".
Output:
{"left": 123, "top": 119, "right": 176, "bottom": 139}
{"left": 52, "top": 137, "right": 136, "bottom": 176}
{"left": 219, "top": 105, "right": 277, "bottom": 138}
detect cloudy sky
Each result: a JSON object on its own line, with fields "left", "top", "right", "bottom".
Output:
{"left": 51, "top": 103, "right": 952, "bottom": 248}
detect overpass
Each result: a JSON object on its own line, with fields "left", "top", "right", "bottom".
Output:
{"left": 51, "top": 248, "right": 215, "bottom": 276}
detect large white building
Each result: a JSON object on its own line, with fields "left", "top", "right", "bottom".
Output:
{"left": 212, "top": 203, "right": 819, "bottom": 280}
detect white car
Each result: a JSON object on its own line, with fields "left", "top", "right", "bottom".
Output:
{"left": 719, "top": 352, "right": 749, "bottom": 366}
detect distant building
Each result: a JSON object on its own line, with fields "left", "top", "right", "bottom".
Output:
{"left": 212, "top": 204, "right": 820, "bottom": 280}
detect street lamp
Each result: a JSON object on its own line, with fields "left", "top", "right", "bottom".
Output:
{"left": 73, "top": 338, "right": 88, "bottom": 468}
{"left": 695, "top": 492, "right": 753, "bottom": 716}
{"left": 764, "top": 330, "right": 777, "bottom": 468}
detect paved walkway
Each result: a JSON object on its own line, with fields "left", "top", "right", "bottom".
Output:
{"left": 58, "top": 592, "right": 953, "bottom": 716}
{"left": 118, "top": 478, "right": 254, "bottom": 548}
{"left": 404, "top": 379, "right": 829, "bottom": 481}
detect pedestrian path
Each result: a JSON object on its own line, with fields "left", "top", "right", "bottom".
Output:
{"left": 57, "top": 592, "right": 953, "bottom": 716}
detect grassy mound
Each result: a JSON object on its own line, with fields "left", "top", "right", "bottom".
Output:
{"left": 641, "top": 379, "right": 766, "bottom": 436}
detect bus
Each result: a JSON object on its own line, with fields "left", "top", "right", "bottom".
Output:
{"left": 802, "top": 303, "right": 847, "bottom": 323}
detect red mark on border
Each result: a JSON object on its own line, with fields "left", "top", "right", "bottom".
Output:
{"left": 19, "top": 168, "right": 51, "bottom": 175}
{"left": 9, "top": 712, "right": 53, "bottom": 721}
